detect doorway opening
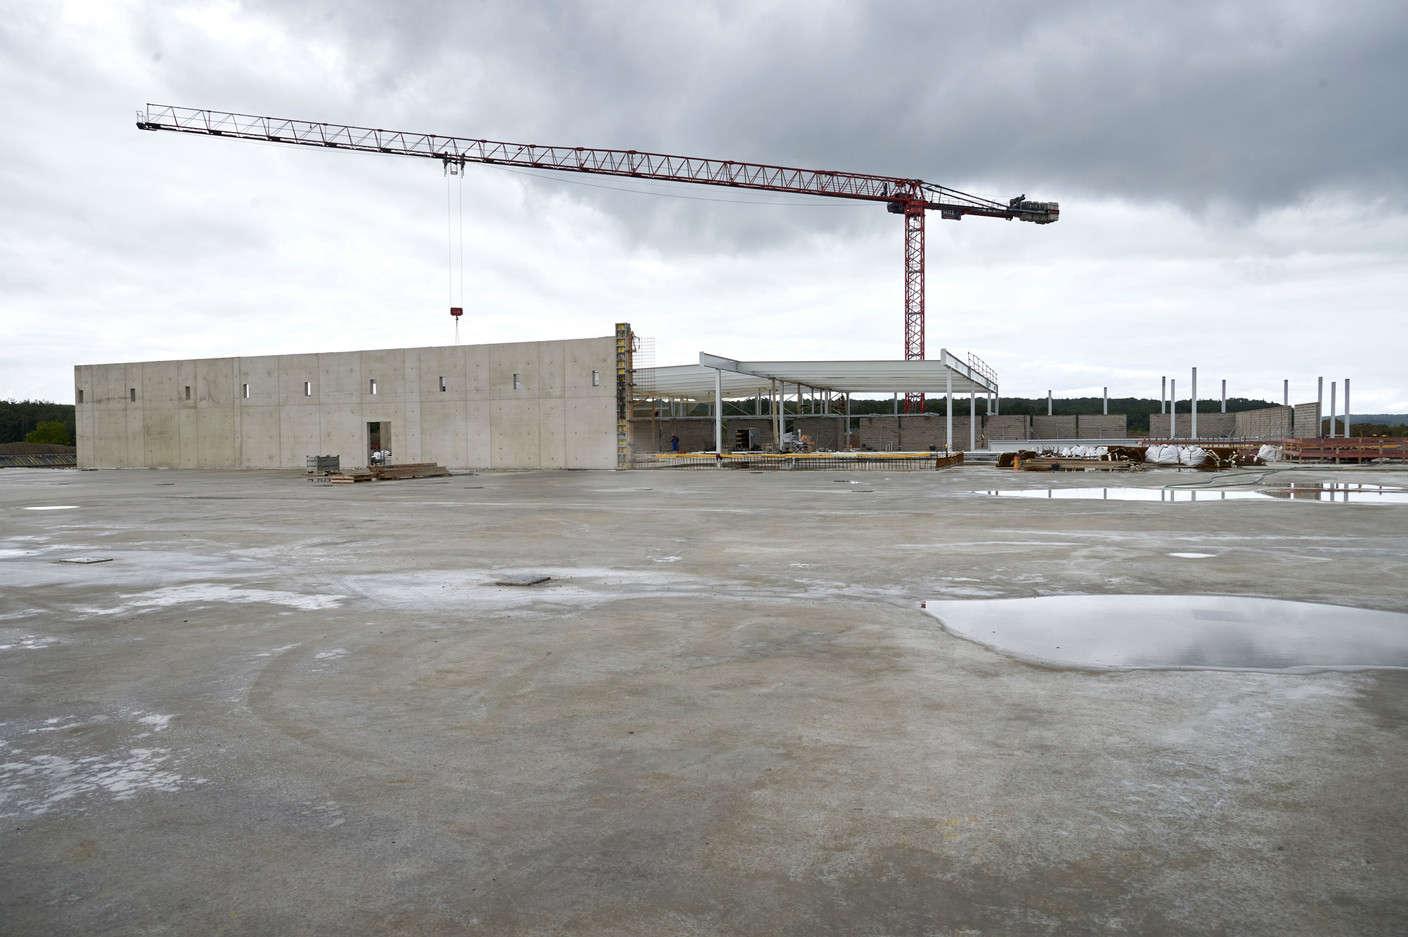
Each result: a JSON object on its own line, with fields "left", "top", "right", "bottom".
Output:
{"left": 368, "top": 421, "right": 392, "bottom": 466}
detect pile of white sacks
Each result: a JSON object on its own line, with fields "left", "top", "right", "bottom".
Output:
{"left": 1053, "top": 445, "right": 1109, "bottom": 459}
{"left": 1144, "top": 444, "right": 1209, "bottom": 465}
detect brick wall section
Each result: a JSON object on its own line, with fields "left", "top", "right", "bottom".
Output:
{"left": 1031, "top": 415, "right": 1077, "bottom": 438}
{"left": 983, "top": 414, "right": 1030, "bottom": 440}
{"left": 1076, "top": 415, "right": 1128, "bottom": 438}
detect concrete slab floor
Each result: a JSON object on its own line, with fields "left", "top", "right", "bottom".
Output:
{"left": 1, "top": 464, "right": 1406, "bottom": 936}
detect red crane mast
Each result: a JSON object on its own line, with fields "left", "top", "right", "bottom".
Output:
{"left": 137, "top": 104, "right": 1058, "bottom": 412}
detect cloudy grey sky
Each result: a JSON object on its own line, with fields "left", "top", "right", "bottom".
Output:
{"left": 4, "top": 0, "right": 1406, "bottom": 409}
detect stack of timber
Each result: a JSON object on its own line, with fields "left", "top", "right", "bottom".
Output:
{"left": 1017, "top": 457, "right": 1140, "bottom": 472}
{"left": 370, "top": 462, "right": 452, "bottom": 480}
{"left": 321, "top": 463, "right": 451, "bottom": 483}
{"left": 327, "top": 471, "right": 375, "bottom": 484}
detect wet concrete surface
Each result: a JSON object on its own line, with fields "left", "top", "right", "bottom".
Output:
{"left": 2, "top": 465, "right": 1406, "bottom": 935}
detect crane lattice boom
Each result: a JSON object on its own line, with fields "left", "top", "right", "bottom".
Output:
{"left": 137, "top": 104, "right": 1058, "bottom": 411}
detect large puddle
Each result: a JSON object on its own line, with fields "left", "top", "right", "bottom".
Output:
{"left": 981, "top": 482, "right": 1408, "bottom": 503}
{"left": 924, "top": 595, "right": 1408, "bottom": 671}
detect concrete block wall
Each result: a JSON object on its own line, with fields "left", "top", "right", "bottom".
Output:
{"left": 1075, "top": 415, "right": 1128, "bottom": 438}
{"left": 1293, "top": 402, "right": 1322, "bottom": 437}
{"left": 983, "top": 414, "right": 1030, "bottom": 440}
{"left": 858, "top": 415, "right": 977, "bottom": 451}
{"left": 1231, "top": 406, "right": 1292, "bottom": 440}
{"left": 75, "top": 336, "right": 619, "bottom": 471}
{"left": 1031, "top": 415, "right": 1077, "bottom": 438}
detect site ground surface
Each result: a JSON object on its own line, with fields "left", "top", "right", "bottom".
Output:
{"left": 2, "top": 465, "right": 1406, "bottom": 935}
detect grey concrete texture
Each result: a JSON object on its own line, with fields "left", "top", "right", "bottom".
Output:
{"left": 74, "top": 336, "right": 619, "bottom": 471}
{"left": 2, "top": 464, "right": 1406, "bottom": 935}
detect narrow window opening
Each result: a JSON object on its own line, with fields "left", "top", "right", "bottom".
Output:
{"left": 591, "top": 370, "right": 601, "bottom": 387}
{"left": 129, "top": 388, "right": 136, "bottom": 402}
{"left": 242, "top": 383, "right": 250, "bottom": 399}
{"left": 439, "top": 376, "right": 446, "bottom": 392}
{"left": 370, "top": 379, "right": 378, "bottom": 395}
{"left": 184, "top": 385, "right": 191, "bottom": 401}
{"left": 512, "top": 373, "right": 521, "bottom": 390}
{"left": 304, "top": 381, "right": 311, "bottom": 397}
{"left": 76, "top": 389, "right": 84, "bottom": 403}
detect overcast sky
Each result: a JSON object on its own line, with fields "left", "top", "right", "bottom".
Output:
{"left": 4, "top": 0, "right": 1406, "bottom": 410}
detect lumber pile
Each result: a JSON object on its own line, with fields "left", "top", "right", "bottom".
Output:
{"left": 320, "top": 463, "right": 450, "bottom": 483}
{"left": 370, "top": 462, "right": 452, "bottom": 480}
{"left": 327, "top": 472, "right": 375, "bottom": 483}
{"left": 1018, "top": 457, "right": 1139, "bottom": 472}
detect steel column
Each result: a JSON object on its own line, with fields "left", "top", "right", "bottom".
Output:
{"left": 945, "top": 371, "right": 953, "bottom": 451}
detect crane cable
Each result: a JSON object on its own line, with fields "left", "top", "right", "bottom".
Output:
{"left": 446, "top": 163, "right": 465, "bottom": 343}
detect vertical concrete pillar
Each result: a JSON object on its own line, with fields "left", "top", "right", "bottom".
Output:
{"left": 1221, "top": 379, "right": 1226, "bottom": 413}
{"left": 1169, "top": 378, "right": 1176, "bottom": 438}
{"left": 945, "top": 371, "right": 953, "bottom": 451}
{"left": 1191, "top": 367, "right": 1198, "bottom": 440}
{"left": 1317, "top": 377, "right": 1323, "bottom": 437}
{"left": 772, "top": 380, "right": 781, "bottom": 448}
{"left": 1330, "top": 382, "right": 1337, "bottom": 437}
{"left": 1161, "top": 376, "right": 1166, "bottom": 414}
{"left": 1102, "top": 387, "right": 1108, "bottom": 415}
{"left": 755, "top": 393, "right": 761, "bottom": 416}
{"left": 1345, "top": 378, "right": 1351, "bottom": 438}
{"left": 969, "top": 389, "right": 976, "bottom": 451}
{"left": 1283, "top": 379, "right": 1289, "bottom": 407}
{"left": 892, "top": 392, "right": 898, "bottom": 415}
{"left": 1047, "top": 390, "right": 1052, "bottom": 416}
{"left": 713, "top": 368, "right": 723, "bottom": 455}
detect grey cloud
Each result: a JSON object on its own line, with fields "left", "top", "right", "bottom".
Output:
{"left": 238, "top": 0, "right": 1408, "bottom": 219}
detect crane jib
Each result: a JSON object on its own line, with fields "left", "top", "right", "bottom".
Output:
{"left": 136, "top": 104, "right": 1058, "bottom": 407}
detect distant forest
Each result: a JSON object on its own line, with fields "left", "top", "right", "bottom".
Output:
{"left": 0, "top": 400, "right": 76, "bottom": 445}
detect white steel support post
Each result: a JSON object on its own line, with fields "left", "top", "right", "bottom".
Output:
{"left": 1047, "top": 391, "right": 1052, "bottom": 416}
{"left": 969, "top": 389, "right": 976, "bottom": 452}
{"left": 1191, "top": 367, "right": 1198, "bottom": 440}
{"left": 946, "top": 371, "right": 953, "bottom": 451}
{"left": 772, "top": 381, "right": 780, "bottom": 447}
{"left": 1284, "top": 380, "right": 1289, "bottom": 407}
{"left": 1103, "top": 387, "right": 1108, "bottom": 415}
{"left": 713, "top": 368, "right": 723, "bottom": 455}
{"left": 1345, "top": 379, "right": 1351, "bottom": 437}
{"left": 1169, "top": 379, "right": 1176, "bottom": 438}
{"left": 1330, "top": 382, "right": 1337, "bottom": 437}
{"left": 1221, "top": 379, "right": 1226, "bottom": 413}
{"left": 1161, "top": 377, "right": 1167, "bottom": 414}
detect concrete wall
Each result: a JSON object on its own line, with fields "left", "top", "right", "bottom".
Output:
{"left": 75, "top": 337, "right": 619, "bottom": 470}
{"left": 984, "top": 415, "right": 1030, "bottom": 440}
{"left": 1031, "top": 415, "right": 1077, "bottom": 438}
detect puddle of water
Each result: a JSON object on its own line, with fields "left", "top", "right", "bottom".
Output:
{"left": 925, "top": 595, "right": 1408, "bottom": 671}
{"left": 981, "top": 484, "right": 1408, "bottom": 503}
{"left": 23, "top": 506, "right": 80, "bottom": 511}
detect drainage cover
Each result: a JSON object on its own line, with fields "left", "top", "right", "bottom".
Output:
{"left": 925, "top": 595, "right": 1408, "bottom": 671}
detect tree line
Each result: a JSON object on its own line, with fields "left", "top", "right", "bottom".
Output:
{"left": 0, "top": 400, "right": 76, "bottom": 446}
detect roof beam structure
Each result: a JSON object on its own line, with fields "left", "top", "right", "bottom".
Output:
{"left": 638, "top": 351, "right": 997, "bottom": 402}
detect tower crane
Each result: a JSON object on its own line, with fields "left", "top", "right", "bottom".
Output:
{"left": 137, "top": 104, "right": 1058, "bottom": 412}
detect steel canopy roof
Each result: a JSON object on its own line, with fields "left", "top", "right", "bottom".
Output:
{"left": 637, "top": 350, "right": 997, "bottom": 400}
